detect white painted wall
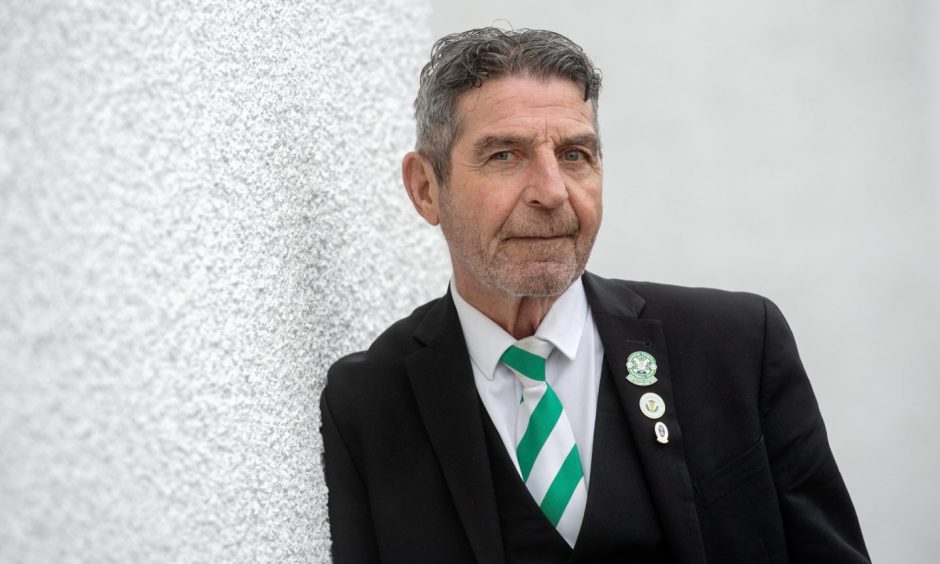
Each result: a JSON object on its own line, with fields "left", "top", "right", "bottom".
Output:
{"left": 0, "top": 1, "right": 447, "bottom": 562}
{"left": 431, "top": 1, "right": 940, "bottom": 562}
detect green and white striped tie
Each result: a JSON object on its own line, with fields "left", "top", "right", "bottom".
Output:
{"left": 501, "top": 337, "right": 587, "bottom": 548}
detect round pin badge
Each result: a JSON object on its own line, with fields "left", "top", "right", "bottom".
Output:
{"left": 639, "top": 392, "right": 666, "bottom": 420}
{"left": 626, "top": 351, "right": 658, "bottom": 386}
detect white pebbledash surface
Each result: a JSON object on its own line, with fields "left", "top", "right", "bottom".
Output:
{"left": 0, "top": 1, "right": 448, "bottom": 562}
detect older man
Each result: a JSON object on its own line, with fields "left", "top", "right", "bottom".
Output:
{"left": 321, "top": 28, "right": 869, "bottom": 563}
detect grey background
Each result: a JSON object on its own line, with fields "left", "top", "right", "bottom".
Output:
{"left": 432, "top": 1, "right": 940, "bottom": 562}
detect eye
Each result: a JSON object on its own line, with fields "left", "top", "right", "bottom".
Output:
{"left": 491, "top": 151, "right": 512, "bottom": 161}
{"left": 562, "top": 149, "right": 586, "bottom": 162}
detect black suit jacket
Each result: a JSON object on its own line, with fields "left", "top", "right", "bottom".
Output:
{"left": 321, "top": 273, "right": 869, "bottom": 563}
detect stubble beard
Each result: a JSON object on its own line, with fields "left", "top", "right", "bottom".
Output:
{"left": 439, "top": 195, "right": 599, "bottom": 298}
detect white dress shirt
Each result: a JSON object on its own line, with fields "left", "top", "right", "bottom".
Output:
{"left": 451, "top": 277, "right": 605, "bottom": 487}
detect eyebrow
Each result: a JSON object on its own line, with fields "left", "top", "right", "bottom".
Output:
{"left": 562, "top": 134, "right": 601, "bottom": 156}
{"left": 472, "top": 134, "right": 533, "bottom": 155}
{"left": 472, "top": 133, "right": 600, "bottom": 157}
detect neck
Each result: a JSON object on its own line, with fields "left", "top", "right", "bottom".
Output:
{"left": 453, "top": 278, "right": 563, "bottom": 340}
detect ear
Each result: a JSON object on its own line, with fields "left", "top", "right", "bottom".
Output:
{"left": 402, "top": 151, "right": 442, "bottom": 226}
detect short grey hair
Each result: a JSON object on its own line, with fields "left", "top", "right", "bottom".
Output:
{"left": 413, "top": 27, "right": 603, "bottom": 183}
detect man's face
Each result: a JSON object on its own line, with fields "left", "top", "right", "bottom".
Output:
{"left": 438, "top": 75, "right": 603, "bottom": 299}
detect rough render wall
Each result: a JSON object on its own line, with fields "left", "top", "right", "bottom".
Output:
{"left": 0, "top": 1, "right": 447, "bottom": 562}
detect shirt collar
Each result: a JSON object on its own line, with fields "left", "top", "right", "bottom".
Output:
{"left": 451, "top": 276, "right": 590, "bottom": 380}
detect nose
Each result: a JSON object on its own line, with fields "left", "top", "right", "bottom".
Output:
{"left": 523, "top": 151, "right": 568, "bottom": 209}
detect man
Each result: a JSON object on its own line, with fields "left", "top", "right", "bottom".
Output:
{"left": 321, "top": 28, "right": 869, "bottom": 563}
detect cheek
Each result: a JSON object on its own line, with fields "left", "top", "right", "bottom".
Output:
{"left": 450, "top": 179, "right": 530, "bottom": 238}
{"left": 446, "top": 194, "right": 504, "bottom": 243}
{"left": 479, "top": 197, "right": 519, "bottom": 229}
{"left": 573, "top": 187, "right": 603, "bottom": 227}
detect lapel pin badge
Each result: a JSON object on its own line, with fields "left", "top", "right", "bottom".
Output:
{"left": 654, "top": 421, "right": 669, "bottom": 444}
{"left": 639, "top": 392, "right": 666, "bottom": 419}
{"left": 626, "top": 351, "right": 658, "bottom": 386}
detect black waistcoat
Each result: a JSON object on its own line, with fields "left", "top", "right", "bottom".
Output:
{"left": 482, "top": 362, "right": 675, "bottom": 563}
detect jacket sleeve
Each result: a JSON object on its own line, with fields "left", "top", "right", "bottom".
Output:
{"left": 759, "top": 298, "right": 870, "bottom": 562}
{"left": 321, "top": 384, "right": 381, "bottom": 564}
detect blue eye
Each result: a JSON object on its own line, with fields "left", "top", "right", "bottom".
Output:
{"left": 563, "top": 149, "right": 584, "bottom": 161}
{"left": 492, "top": 151, "right": 511, "bottom": 161}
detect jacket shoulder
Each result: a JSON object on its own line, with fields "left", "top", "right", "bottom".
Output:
{"left": 629, "top": 279, "right": 768, "bottom": 317}
{"left": 585, "top": 274, "right": 790, "bottom": 349}
{"left": 586, "top": 273, "right": 772, "bottom": 322}
{"left": 324, "top": 295, "right": 443, "bottom": 399}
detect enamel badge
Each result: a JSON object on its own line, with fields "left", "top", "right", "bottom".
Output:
{"left": 654, "top": 421, "right": 669, "bottom": 444}
{"left": 626, "top": 351, "right": 658, "bottom": 386}
{"left": 639, "top": 392, "right": 666, "bottom": 419}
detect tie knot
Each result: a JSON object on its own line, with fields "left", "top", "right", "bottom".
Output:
{"left": 500, "top": 337, "right": 554, "bottom": 384}
{"left": 515, "top": 336, "right": 554, "bottom": 359}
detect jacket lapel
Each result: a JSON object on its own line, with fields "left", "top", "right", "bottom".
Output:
{"left": 405, "top": 291, "right": 505, "bottom": 564}
{"left": 584, "top": 273, "right": 707, "bottom": 564}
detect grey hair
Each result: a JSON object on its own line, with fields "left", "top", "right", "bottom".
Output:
{"left": 413, "top": 27, "right": 603, "bottom": 183}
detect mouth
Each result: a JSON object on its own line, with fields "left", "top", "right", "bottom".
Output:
{"left": 505, "top": 233, "right": 576, "bottom": 241}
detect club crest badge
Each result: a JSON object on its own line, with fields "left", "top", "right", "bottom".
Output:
{"left": 625, "top": 351, "right": 658, "bottom": 386}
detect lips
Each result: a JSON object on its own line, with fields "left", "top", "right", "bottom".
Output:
{"left": 502, "top": 228, "right": 578, "bottom": 239}
{"left": 503, "top": 233, "right": 576, "bottom": 242}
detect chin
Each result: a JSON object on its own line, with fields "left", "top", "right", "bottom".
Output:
{"left": 491, "top": 261, "right": 582, "bottom": 297}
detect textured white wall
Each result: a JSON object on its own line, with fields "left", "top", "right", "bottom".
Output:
{"left": 432, "top": 1, "right": 940, "bottom": 562}
{"left": 0, "top": 1, "right": 446, "bottom": 562}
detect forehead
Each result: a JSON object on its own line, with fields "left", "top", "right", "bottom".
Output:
{"left": 453, "top": 76, "right": 596, "bottom": 144}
